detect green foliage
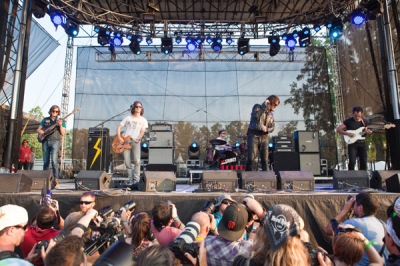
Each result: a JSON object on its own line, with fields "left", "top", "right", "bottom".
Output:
{"left": 20, "top": 134, "right": 42, "bottom": 158}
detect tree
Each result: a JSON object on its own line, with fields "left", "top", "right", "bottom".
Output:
{"left": 277, "top": 121, "right": 298, "bottom": 136}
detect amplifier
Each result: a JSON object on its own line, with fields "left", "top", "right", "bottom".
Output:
{"left": 294, "top": 131, "right": 320, "bottom": 153}
{"left": 241, "top": 171, "right": 276, "bottom": 191}
{"left": 149, "top": 131, "right": 174, "bottom": 148}
{"left": 202, "top": 171, "right": 237, "bottom": 191}
{"left": 151, "top": 124, "right": 172, "bottom": 131}
{"left": 275, "top": 142, "right": 294, "bottom": 148}
{"left": 149, "top": 148, "right": 174, "bottom": 164}
{"left": 275, "top": 148, "right": 295, "bottom": 152}
{"left": 299, "top": 153, "right": 321, "bottom": 175}
{"left": 274, "top": 136, "right": 292, "bottom": 141}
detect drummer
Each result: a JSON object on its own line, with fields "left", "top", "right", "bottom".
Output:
{"left": 214, "top": 130, "right": 229, "bottom": 152}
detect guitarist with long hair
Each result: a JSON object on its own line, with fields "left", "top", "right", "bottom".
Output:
{"left": 336, "top": 106, "right": 372, "bottom": 170}
{"left": 116, "top": 101, "right": 148, "bottom": 186}
{"left": 37, "top": 105, "right": 66, "bottom": 188}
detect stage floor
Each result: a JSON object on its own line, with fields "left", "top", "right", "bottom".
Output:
{"left": 0, "top": 179, "right": 397, "bottom": 253}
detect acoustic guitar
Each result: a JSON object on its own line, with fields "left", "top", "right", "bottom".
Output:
{"left": 37, "top": 108, "right": 81, "bottom": 143}
{"left": 112, "top": 135, "right": 133, "bottom": 153}
{"left": 343, "top": 124, "right": 395, "bottom": 144}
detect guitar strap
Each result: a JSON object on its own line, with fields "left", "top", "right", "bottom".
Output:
{"left": 361, "top": 118, "right": 366, "bottom": 127}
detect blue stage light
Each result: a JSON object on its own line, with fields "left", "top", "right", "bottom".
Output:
{"left": 64, "top": 20, "right": 79, "bottom": 37}
{"left": 226, "top": 37, "right": 233, "bottom": 45}
{"left": 281, "top": 33, "right": 288, "bottom": 41}
{"left": 196, "top": 35, "right": 204, "bottom": 44}
{"left": 50, "top": 11, "right": 64, "bottom": 26}
{"left": 175, "top": 36, "right": 182, "bottom": 44}
{"left": 105, "top": 28, "right": 111, "bottom": 36}
{"left": 189, "top": 142, "right": 199, "bottom": 152}
{"left": 235, "top": 141, "right": 240, "bottom": 148}
{"left": 94, "top": 26, "right": 100, "bottom": 33}
{"left": 141, "top": 142, "right": 149, "bottom": 153}
{"left": 292, "top": 30, "right": 299, "bottom": 38}
{"left": 112, "top": 36, "right": 123, "bottom": 46}
{"left": 206, "top": 35, "right": 213, "bottom": 44}
{"left": 129, "top": 41, "right": 141, "bottom": 55}
{"left": 146, "top": 37, "right": 153, "bottom": 45}
{"left": 285, "top": 34, "right": 297, "bottom": 49}
{"left": 215, "top": 35, "right": 222, "bottom": 44}
{"left": 135, "top": 35, "right": 142, "bottom": 43}
{"left": 352, "top": 12, "right": 366, "bottom": 25}
{"left": 211, "top": 42, "right": 222, "bottom": 52}
{"left": 313, "top": 25, "right": 321, "bottom": 32}
{"left": 126, "top": 33, "right": 133, "bottom": 40}
{"left": 186, "top": 42, "right": 197, "bottom": 52}
{"left": 269, "top": 142, "right": 273, "bottom": 148}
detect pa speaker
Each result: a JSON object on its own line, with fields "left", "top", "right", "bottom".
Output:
{"left": 385, "top": 174, "right": 400, "bottom": 192}
{"left": 139, "top": 171, "right": 176, "bottom": 192}
{"left": 371, "top": 170, "right": 400, "bottom": 190}
{"left": 202, "top": 171, "right": 237, "bottom": 191}
{"left": 332, "top": 170, "right": 369, "bottom": 189}
{"left": 19, "top": 170, "right": 54, "bottom": 190}
{"left": 271, "top": 152, "right": 300, "bottom": 175}
{"left": 299, "top": 153, "right": 321, "bottom": 176}
{"left": 241, "top": 171, "right": 276, "bottom": 191}
{"left": 75, "top": 171, "right": 111, "bottom": 190}
{"left": 146, "top": 164, "right": 177, "bottom": 173}
{"left": 0, "top": 173, "right": 32, "bottom": 192}
{"left": 277, "top": 171, "right": 315, "bottom": 190}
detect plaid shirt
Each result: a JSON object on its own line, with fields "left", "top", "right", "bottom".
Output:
{"left": 205, "top": 235, "right": 253, "bottom": 266}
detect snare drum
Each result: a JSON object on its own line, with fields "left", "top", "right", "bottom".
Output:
{"left": 220, "top": 151, "right": 238, "bottom": 166}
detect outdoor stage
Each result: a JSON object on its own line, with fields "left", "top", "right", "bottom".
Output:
{"left": 0, "top": 179, "right": 397, "bottom": 253}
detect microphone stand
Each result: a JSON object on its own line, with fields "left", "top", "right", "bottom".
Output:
{"left": 93, "top": 108, "right": 130, "bottom": 172}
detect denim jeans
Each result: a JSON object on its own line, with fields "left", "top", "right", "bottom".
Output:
{"left": 348, "top": 141, "right": 367, "bottom": 170}
{"left": 123, "top": 141, "right": 141, "bottom": 182}
{"left": 246, "top": 134, "right": 269, "bottom": 171}
{"left": 42, "top": 140, "right": 60, "bottom": 178}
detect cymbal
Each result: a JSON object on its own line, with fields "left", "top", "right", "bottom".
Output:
{"left": 209, "top": 139, "right": 227, "bottom": 145}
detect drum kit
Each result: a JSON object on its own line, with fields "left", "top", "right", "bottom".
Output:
{"left": 205, "top": 135, "right": 248, "bottom": 169}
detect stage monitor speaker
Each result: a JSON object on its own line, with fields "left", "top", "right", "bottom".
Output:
{"left": 385, "top": 174, "right": 400, "bottom": 193}
{"left": 271, "top": 152, "right": 300, "bottom": 175}
{"left": 299, "top": 153, "right": 321, "bottom": 176}
{"left": 241, "top": 171, "right": 276, "bottom": 191}
{"left": 0, "top": 173, "right": 32, "bottom": 192}
{"left": 371, "top": 170, "right": 400, "bottom": 190}
{"left": 332, "top": 170, "right": 369, "bottom": 189}
{"left": 294, "top": 131, "right": 320, "bottom": 153}
{"left": 148, "top": 148, "right": 174, "bottom": 164}
{"left": 146, "top": 164, "right": 177, "bottom": 173}
{"left": 19, "top": 170, "right": 54, "bottom": 190}
{"left": 202, "top": 171, "right": 237, "bottom": 191}
{"left": 277, "top": 171, "right": 314, "bottom": 190}
{"left": 139, "top": 171, "right": 176, "bottom": 192}
{"left": 87, "top": 128, "right": 110, "bottom": 172}
{"left": 75, "top": 171, "right": 111, "bottom": 190}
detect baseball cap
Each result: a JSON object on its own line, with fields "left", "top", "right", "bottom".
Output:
{"left": 218, "top": 204, "right": 248, "bottom": 242}
{"left": 263, "top": 204, "right": 303, "bottom": 251}
{"left": 0, "top": 205, "right": 28, "bottom": 231}
{"left": 215, "top": 194, "right": 237, "bottom": 207}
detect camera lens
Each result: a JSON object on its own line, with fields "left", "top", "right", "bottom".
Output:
{"left": 176, "top": 221, "right": 200, "bottom": 244}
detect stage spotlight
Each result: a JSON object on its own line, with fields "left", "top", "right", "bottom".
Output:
{"left": 268, "top": 35, "right": 281, "bottom": 56}
{"left": 114, "top": 31, "right": 122, "bottom": 38}
{"left": 111, "top": 36, "right": 123, "bottom": 46}
{"left": 237, "top": 38, "right": 250, "bottom": 55}
{"left": 268, "top": 142, "right": 273, "bottom": 148}
{"left": 196, "top": 35, "right": 204, "bottom": 44}
{"left": 126, "top": 33, "right": 133, "bottom": 40}
{"left": 292, "top": 30, "right": 299, "bottom": 38}
{"left": 33, "top": 1, "right": 47, "bottom": 18}
{"left": 281, "top": 33, "right": 288, "bottom": 41}
{"left": 313, "top": 24, "right": 321, "bottom": 32}
{"left": 214, "top": 35, "right": 222, "bottom": 44}
{"left": 188, "top": 142, "right": 200, "bottom": 159}
{"left": 129, "top": 41, "right": 141, "bottom": 55}
{"left": 94, "top": 26, "right": 101, "bottom": 33}
{"left": 135, "top": 35, "right": 143, "bottom": 43}
{"left": 175, "top": 36, "right": 182, "bottom": 44}
{"left": 365, "top": 0, "right": 384, "bottom": 20}
{"left": 206, "top": 35, "right": 213, "bottom": 44}
{"left": 351, "top": 10, "right": 366, "bottom": 25}
{"left": 329, "top": 19, "right": 344, "bottom": 39}
{"left": 186, "top": 42, "right": 197, "bottom": 52}
{"left": 325, "top": 22, "right": 333, "bottom": 29}
{"left": 186, "top": 36, "right": 194, "bottom": 44}
{"left": 141, "top": 142, "right": 149, "bottom": 159}
{"left": 301, "top": 27, "right": 310, "bottom": 36}
{"left": 97, "top": 29, "right": 110, "bottom": 46}
{"left": 64, "top": 20, "right": 79, "bottom": 37}
{"left": 298, "top": 28, "right": 311, "bottom": 47}
{"left": 104, "top": 28, "right": 111, "bottom": 36}
{"left": 226, "top": 36, "right": 233, "bottom": 45}
{"left": 50, "top": 10, "right": 64, "bottom": 26}
{"left": 235, "top": 141, "right": 240, "bottom": 148}
{"left": 146, "top": 36, "right": 153, "bottom": 45}
{"left": 211, "top": 41, "right": 222, "bottom": 52}
{"left": 161, "top": 37, "right": 173, "bottom": 54}
{"left": 285, "top": 34, "right": 296, "bottom": 50}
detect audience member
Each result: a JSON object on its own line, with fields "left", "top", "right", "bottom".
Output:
{"left": 18, "top": 140, "right": 31, "bottom": 170}
{"left": 324, "top": 192, "right": 385, "bottom": 266}
{"left": 44, "top": 235, "right": 86, "bottom": 266}
{"left": 0, "top": 205, "right": 37, "bottom": 264}
{"left": 190, "top": 211, "right": 212, "bottom": 240}
{"left": 150, "top": 201, "right": 183, "bottom": 247}
{"left": 385, "top": 197, "right": 400, "bottom": 265}
{"left": 64, "top": 192, "right": 96, "bottom": 231}
{"left": 136, "top": 245, "right": 175, "bottom": 266}
{"left": 213, "top": 194, "right": 237, "bottom": 229}
{"left": 205, "top": 204, "right": 253, "bottom": 266}
{"left": 233, "top": 204, "right": 310, "bottom": 266}
{"left": 20, "top": 206, "right": 60, "bottom": 266}
{"left": 29, "top": 148, "right": 35, "bottom": 170}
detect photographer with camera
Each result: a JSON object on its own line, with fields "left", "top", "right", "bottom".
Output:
{"left": 212, "top": 194, "right": 237, "bottom": 231}
{"left": 44, "top": 235, "right": 87, "bottom": 266}
{"left": 324, "top": 193, "right": 385, "bottom": 266}
{"left": 150, "top": 201, "right": 184, "bottom": 247}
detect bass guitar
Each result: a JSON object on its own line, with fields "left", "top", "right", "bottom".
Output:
{"left": 37, "top": 108, "right": 81, "bottom": 143}
{"left": 343, "top": 124, "right": 395, "bottom": 144}
{"left": 112, "top": 135, "right": 133, "bottom": 153}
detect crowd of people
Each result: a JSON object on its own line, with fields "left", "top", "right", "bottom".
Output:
{"left": 0, "top": 191, "right": 398, "bottom": 266}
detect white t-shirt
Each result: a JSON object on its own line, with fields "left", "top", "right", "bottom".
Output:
{"left": 120, "top": 116, "right": 148, "bottom": 140}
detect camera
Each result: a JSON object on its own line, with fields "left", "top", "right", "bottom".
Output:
{"left": 36, "top": 228, "right": 71, "bottom": 251}
{"left": 41, "top": 189, "right": 57, "bottom": 209}
{"left": 347, "top": 195, "right": 355, "bottom": 201}
{"left": 115, "top": 200, "right": 136, "bottom": 216}
{"left": 169, "top": 221, "right": 200, "bottom": 262}
{"left": 303, "top": 241, "right": 326, "bottom": 266}
{"left": 201, "top": 201, "right": 215, "bottom": 215}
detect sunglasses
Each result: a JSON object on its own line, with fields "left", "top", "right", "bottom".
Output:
{"left": 51, "top": 110, "right": 60, "bottom": 113}
{"left": 221, "top": 200, "right": 232, "bottom": 205}
{"left": 134, "top": 106, "right": 142, "bottom": 108}
{"left": 14, "top": 224, "right": 28, "bottom": 230}
{"left": 80, "top": 201, "right": 93, "bottom": 205}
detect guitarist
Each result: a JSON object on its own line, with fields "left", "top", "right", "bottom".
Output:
{"left": 37, "top": 105, "right": 66, "bottom": 188}
{"left": 336, "top": 106, "right": 372, "bottom": 170}
{"left": 116, "top": 101, "right": 148, "bottom": 186}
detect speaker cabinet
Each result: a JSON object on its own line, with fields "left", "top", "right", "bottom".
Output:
{"left": 87, "top": 128, "right": 110, "bottom": 172}
{"left": 19, "top": 170, "right": 54, "bottom": 190}
{"left": 371, "top": 170, "right": 400, "bottom": 190}
{"left": 271, "top": 152, "right": 300, "bottom": 175}
{"left": 149, "top": 131, "right": 174, "bottom": 147}
{"left": 385, "top": 174, "right": 400, "bottom": 193}
{"left": 148, "top": 148, "right": 174, "bottom": 164}
{"left": 75, "top": 171, "right": 111, "bottom": 190}
{"left": 146, "top": 164, "right": 177, "bottom": 173}
{"left": 0, "top": 173, "right": 32, "bottom": 192}
{"left": 299, "top": 153, "right": 321, "bottom": 176}
{"left": 241, "top": 171, "right": 276, "bottom": 190}
{"left": 332, "top": 170, "right": 369, "bottom": 189}
{"left": 201, "top": 171, "right": 237, "bottom": 191}
{"left": 294, "top": 131, "right": 320, "bottom": 153}
{"left": 139, "top": 171, "right": 176, "bottom": 192}
{"left": 277, "top": 171, "right": 315, "bottom": 190}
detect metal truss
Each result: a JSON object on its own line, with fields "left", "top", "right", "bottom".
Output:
{"left": 93, "top": 45, "right": 321, "bottom": 63}
{"left": 61, "top": 36, "right": 73, "bottom": 119}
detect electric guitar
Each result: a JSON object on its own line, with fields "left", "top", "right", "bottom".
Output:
{"left": 343, "top": 124, "right": 396, "bottom": 144}
{"left": 112, "top": 135, "right": 157, "bottom": 153}
{"left": 37, "top": 108, "right": 81, "bottom": 143}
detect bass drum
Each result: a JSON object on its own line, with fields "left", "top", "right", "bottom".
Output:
{"left": 220, "top": 151, "right": 238, "bottom": 166}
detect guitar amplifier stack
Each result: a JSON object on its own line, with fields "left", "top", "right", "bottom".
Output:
{"left": 271, "top": 136, "right": 299, "bottom": 175}
{"left": 87, "top": 127, "right": 110, "bottom": 172}
{"left": 148, "top": 124, "right": 175, "bottom": 170}
{"left": 272, "top": 136, "right": 294, "bottom": 152}
{"left": 294, "top": 131, "right": 321, "bottom": 176}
